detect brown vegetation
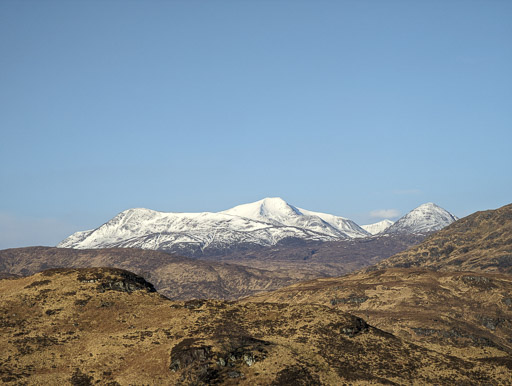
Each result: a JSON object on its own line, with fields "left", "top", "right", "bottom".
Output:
{"left": 373, "top": 203, "right": 512, "bottom": 273}
{"left": 201, "top": 233, "right": 426, "bottom": 276}
{"left": 247, "top": 268, "right": 512, "bottom": 363}
{"left": 1, "top": 268, "right": 510, "bottom": 384}
{"left": 0, "top": 247, "right": 316, "bottom": 300}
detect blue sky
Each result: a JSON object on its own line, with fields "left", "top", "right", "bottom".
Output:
{"left": 1, "top": 1, "right": 511, "bottom": 248}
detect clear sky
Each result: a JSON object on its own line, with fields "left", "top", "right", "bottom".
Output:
{"left": 1, "top": 0, "right": 511, "bottom": 249}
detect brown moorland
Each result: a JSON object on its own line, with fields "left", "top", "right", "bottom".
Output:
{"left": 246, "top": 202, "right": 512, "bottom": 366}
{"left": 247, "top": 268, "right": 512, "bottom": 363}
{"left": 372, "top": 203, "right": 512, "bottom": 273}
{"left": 1, "top": 267, "right": 511, "bottom": 385}
{"left": 0, "top": 247, "right": 318, "bottom": 300}
{"left": 199, "top": 233, "right": 426, "bottom": 277}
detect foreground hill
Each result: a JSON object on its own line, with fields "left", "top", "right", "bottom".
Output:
{"left": 1, "top": 268, "right": 509, "bottom": 384}
{"left": 247, "top": 268, "right": 512, "bottom": 363}
{"left": 0, "top": 247, "right": 316, "bottom": 300}
{"left": 373, "top": 203, "right": 512, "bottom": 273}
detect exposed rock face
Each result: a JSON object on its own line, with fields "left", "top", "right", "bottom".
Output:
{"left": 40, "top": 267, "right": 157, "bottom": 293}
{"left": 169, "top": 335, "right": 269, "bottom": 383}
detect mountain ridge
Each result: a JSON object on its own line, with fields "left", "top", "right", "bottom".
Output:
{"left": 58, "top": 198, "right": 457, "bottom": 257}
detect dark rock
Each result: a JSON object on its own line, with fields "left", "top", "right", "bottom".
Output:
{"left": 272, "top": 365, "right": 321, "bottom": 385}
{"left": 228, "top": 370, "right": 242, "bottom": 378}
{"left": 169, "top": 339, "right": 212, "bottom": 372}
{"left": 461, "top": 275, "right": 495, "bottom": 289}
{"left": 96, "top": 272, "right": 156, "bottom": 293}
{"left": 184, "top": 299, "right": 206, "bottom": 309}
{"left": 478, "top": 316, "right": 505, "bottom": 331}
{"left": 25, "top": 280, "right": 51, "bottom": 289}
{"left": 330, "top": 295, "right": 369, "bottom": 305}
{"left": 74, "top": 299, "right": 90, "bottom": 307}
{"left": 70, "top": 369, "right": 93, "bottom": 386}
{"left": 341, "top": 318, "right": 369, "bottom": 337}
{"left": 169, "top": 335, "right": 270, "bottom": 383}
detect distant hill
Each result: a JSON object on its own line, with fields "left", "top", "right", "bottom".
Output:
{"left": 200, "top": 233, "right": 427, "bottom": 277}
{"left": 0, "top": 247, "right": 316, "bottom": 300}
{"left": 0, "top": 267, "right": 509, "bottom": 384}
{"left": 57, "top": 198, "right": 369, "bottom": 254}
{"left": 373, "top": 202, "right": 512, "bottom": 273}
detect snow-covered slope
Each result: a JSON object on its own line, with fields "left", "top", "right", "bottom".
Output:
{"left": 58, "top": 199, "right": 456, "bottom": 255}
{"left": 384, "top": 203, "right": 458, "bottom": 235}
{"left": 362, "top": 220, "right": 394, "bottom": 235}
{"left": 221, "top": 198, "right": 369, "bottom": 239}
{"left": 58, "top": 198, "right": 367, "bottom": 254}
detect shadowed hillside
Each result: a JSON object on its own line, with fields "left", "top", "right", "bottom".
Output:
{"left": 200, "top": 233, "right": 426, "bottom": 277}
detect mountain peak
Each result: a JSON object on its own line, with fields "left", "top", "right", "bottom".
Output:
{"left": 385, "top": 203, "right": 458, "bottom": 235}
{"left": 416, "top": 202, "right": 440, "bottom": 209}
{"left": 221, "top": 197, "right": 301, "bottom": 224}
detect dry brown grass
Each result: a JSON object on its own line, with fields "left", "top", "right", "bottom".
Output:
{"left": 374, "top": 203, "right": 512, "bottom": 273}
{"left": 0, "top": 247, "right": 314, "bottom": 300}
{"left": 2, "top": 268, "right": 509, "bottom": 384}
{"left": 247, "top": 268, "right": 512, "bottom": 364}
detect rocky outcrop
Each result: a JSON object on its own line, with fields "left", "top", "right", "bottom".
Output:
{"left": 170, "top": 335, "right": 270, "bottom": 383}
{"left": 41, "top": 267, "right": 157, "bottom": 293}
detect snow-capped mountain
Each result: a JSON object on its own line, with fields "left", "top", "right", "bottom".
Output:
{"left": 384, "top": 203, "right": 458, "bottom": 235}
{"left": 58, "top": 198, "right": 457, "bottom": 256}
{"left": 362, "top": 219, "right": 394, "bottom": 235}
{"left": 58, "top": 198, "right": 368, "bottom": 255}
